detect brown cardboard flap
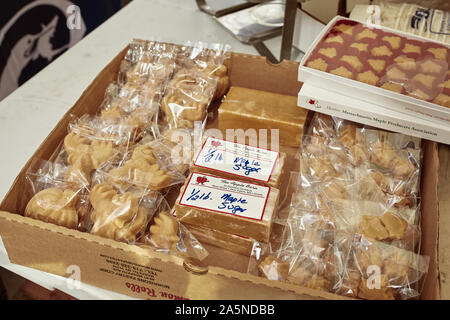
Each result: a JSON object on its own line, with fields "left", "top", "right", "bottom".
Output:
{"left": 419, "top": 141, "right": 440, "bottom": 299}
{"left": 207, "top": 265, "right": 352, "bottom": 300}
{"left": 0, "top": 210, "right": 184, "bottom": 266}
{"left": 0, "top": 210, "right": 336, "bottom": 300}
{"left": 229, "top": 53, "right": 302, "bottom": 96}
{"left": 438, "top": 145, "right": 450, "bottom": 299}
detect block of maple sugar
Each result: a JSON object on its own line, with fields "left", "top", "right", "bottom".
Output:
{"left": 187, "top": 224, "right": 266, "bottom": 256}
{"left": 218, "top": 87, "right": 308, "bottom": 147}
{"left": 175, "top": 172, "right": 280, "bottom": 242}
{"left": 191, "top": 137, "right": 286, "bottom": 188}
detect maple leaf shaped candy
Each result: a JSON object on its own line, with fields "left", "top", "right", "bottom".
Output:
{"left": 89, "top": 183, "right": 148, "bottom": 243}
{"left": 148, "top": 212, "right": 180, "bottom": 250}
{"left": 25, "top": 188, "right": 79, "bottom": 229}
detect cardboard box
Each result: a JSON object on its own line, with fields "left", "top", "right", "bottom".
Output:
{"left": 298, "top": 16, "right": 450, "bottom": 143}
{"left": 438, "top": 144, "right": 450, "bottom": 300}
{"left": 300, "top": 0, "right": 371, "bottom": 25}
{"left": 0, "top": 47, "right": 441, "bottom": 300}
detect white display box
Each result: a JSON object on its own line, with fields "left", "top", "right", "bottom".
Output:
{"left": 297, "top": 16, "right": 450, "bottom": 132}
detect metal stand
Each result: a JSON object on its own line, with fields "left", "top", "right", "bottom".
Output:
{"left": 196, "top": 0, "right": 299, "bottom": 63}
{"left": 279, "top": 0, "right": 297, "bottom": 61}
{"left": 0, "top": 274, "right": 7, "bottom": 300}
{"left": 196, "top": 0, "right": 256, "bottom": 18}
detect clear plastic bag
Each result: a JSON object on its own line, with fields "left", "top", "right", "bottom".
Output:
{"left": 159, "top": 127, "right": 197, "bottom": 174}
{"left": 180, "top": 41, "right": 230, "bottom": 100}
{"left": 51, "top": 114, "right": 134, "bottom": 190}
{"left": 299, "top": 115, "right": 422, "bottom": 238}
{"left": 253, "top": 215, "right": 351, "bottom": 293}
{"left": 160, "top": 42, "right": 230, "bottom": 130}
{"left": 187, "top": 224, "right": 267, "bottom": 257}
{"left": 96, "top": 135, "right": 187, "bottom": 193}
{"left": 98, "top": 81, "right": 160, "bottom": 139}
{"left": 363, "top": 128, "right": 421, "bottom": 196}
{"left": 101, "top": 40, "right": 180, "bottom": 138}
{"left": 23, "top": 159, "right": 90, "bottom": 231}
{"left": 87, "top": 171, "right": 163, "bottom": 244}
{"left": 161, "top": 67, "right": 218, "bottom": 129}
{"left": 343, "top": 235, "right": 430, "bottom": 300}
{"left": 67, "top": 114, "right": 139, "bottom": 149}
{"left": 142, "top": 200, "right": 208, "bottom": 261}
{"left": 351, "top": 1, "right": 450, "bottom": 44}
{"left": 119, "top": 39, "right": 178, "bottom": 86}
{"left": 256, "top": 114, "right": 427, "bottom": 299}
{"left": 303, "top": 114, "right": 422, "bottom": 202}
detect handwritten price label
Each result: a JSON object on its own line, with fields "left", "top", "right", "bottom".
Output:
{"left": 179, "top": 173, "right": 270, "bottom": 221}
{"left": 194, "top": 137, "right": 279, "bottom": 183}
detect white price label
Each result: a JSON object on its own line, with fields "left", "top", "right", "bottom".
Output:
{"left": 179, "top": 173, "right": 270, "bottom": 221}
{"left": 194, "top": 137, "right": 279, "bottom": 183}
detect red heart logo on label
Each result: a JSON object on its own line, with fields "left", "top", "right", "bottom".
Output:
{"left": 197, "top": 176, "right": 208, "bottom": 184}
{"left": 309, "top": 99, "right": 315, "bottom": 105}
{"left": 211, "top": 140, "right": 221, "bottom": 147}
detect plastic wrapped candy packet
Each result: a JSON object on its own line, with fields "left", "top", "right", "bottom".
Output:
{"left": 23, "top": 159, "right": 90, "bottom": 231}
{"left": 98, "top": 81, "right": 160, "bottom": 138}
{"left": 100, "top": 81, "right": 160, "bottom": 117}
{"left": 362, "top": 128, "right": 422, "bottom": 201}
{"left": 293, "top": 159, "right": 421, "bottom": 253}
{"left": 255, "top": 200, "right": 426, "bottom": 298}
{"left": 298, "top": 154, "right": 421, "bottom": 251}
{"left": 159, "top": 127, "right": 197, "bottom": 174}
{"left": 142, "top": 125, "right": 202, "bottom": 182}
{"left": 119, "top": 39, "right": 178, "bottom": 86}
{"left": 101, "top": 40, "right": 180, "bottom": 137}
{"left": 304, "top": 114, "right": 422, "bottom": 207}
{"left": 86, "top": 169, "right": 163, "bottom": 245}
{"left": 161, "top": 67, "right": 218, "bottom": 129}
{"left": 96, "top": 135, "right": 187, "bottom": 194}
{"left": 180, "top": 41, "right": 231, "bottom": 100}
{"left": 68, "top": 114, "right": 141, "bottom": 149}
{"left": 299, "top": 117, "right": 423, "bottom": 246}
{"left": 298, "top": 135, "right": 354, "bottom": 186}
{"left": 141, "top": 200, "right": 208, "bottom": 261}
{"left": 316, "top": 197, "right": 420, "bottom": 252}
{"left": 338, "top": 235, "right": 430, "bottom": 300}
{"left": 50, "top": 114, "right": 135, "bottom": 190}
{"left": 255, "top": 113, "right": 427, "bottom": 299}
{"left": 160, "top": 42, "right": 230, "bottom": 130}
{"left": 254, "top": 211, "right": 352, "bottom": 293}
